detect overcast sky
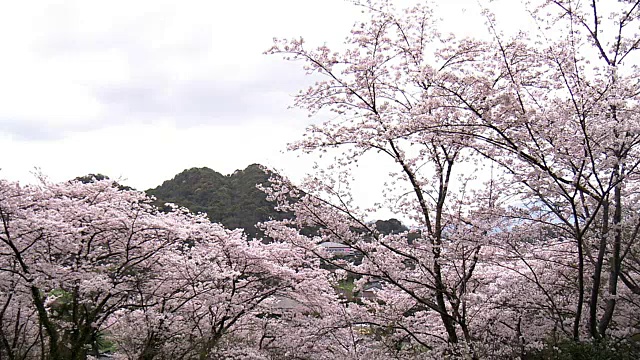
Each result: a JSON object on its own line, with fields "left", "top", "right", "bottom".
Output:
{"left": 0, "top": 0, "right": 525, "bottom": 198}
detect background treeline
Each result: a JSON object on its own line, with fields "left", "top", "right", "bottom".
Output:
{"left": 146, "top": 164, "right": 291, "bottom": 238}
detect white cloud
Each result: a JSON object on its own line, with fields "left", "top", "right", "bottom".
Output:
{"left": 0, "top": 0, "right": 528, "bottom": 207}
{"left": 1, "top": 114, "right": 313, "bottom": 188}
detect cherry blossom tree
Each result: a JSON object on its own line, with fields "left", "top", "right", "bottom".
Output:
{"left": 419, "top": 0, "right": 640, "bottom": 343}
{"left": 267, "top": 0, "right": 640, "bottom": 357}
{"left": 107, "top": 224, "right": 340, "bottom": 360}
{"left": 265, "top": 2, "right": 506, "bottom": 356}
{"left": 0, "top": 178, "right": 332, "bottom": 360}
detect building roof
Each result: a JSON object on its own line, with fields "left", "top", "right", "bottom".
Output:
{"left": 319, "top": 241, "right": 350, "bottom": 248}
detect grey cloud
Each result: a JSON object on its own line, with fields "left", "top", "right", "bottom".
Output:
{"left": 93, "top": 71, "right": 304, "bottom": 126}
{"left": 0, "top": 119, "right": 66, "bottom": 141}
{"left": 6, "top": 1, "right": 318, "bottom": 141}
{"left": 0, "top": 60, "right": 312, "bottom": 142}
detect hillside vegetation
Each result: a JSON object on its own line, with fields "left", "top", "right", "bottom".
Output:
{"left": 146, "top": 164, "right": 291, "bottom": 238}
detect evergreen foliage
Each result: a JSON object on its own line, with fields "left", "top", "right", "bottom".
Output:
{"left": 146, "top": 164, "right": 291, "bottom": 238}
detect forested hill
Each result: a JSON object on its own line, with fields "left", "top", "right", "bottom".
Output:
{"left": 146, "top": 164, "right": 291, "bottom": 238}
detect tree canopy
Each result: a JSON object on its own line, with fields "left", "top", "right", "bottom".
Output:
{"left": 146, "top": 164, "right": 292, "bottom": 238}
{"left": 3, "top": 0, "right": 640, "bottom": 359}
{"left": 264, "top": 0, "right": 640, "bottom": 357}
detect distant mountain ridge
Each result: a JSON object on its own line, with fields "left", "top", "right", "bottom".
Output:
{"left": 146, "top": 164, "right": 291, "bottom": 238}
{"left": 75, "top": 167, "right": 412, "bottom": 240}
